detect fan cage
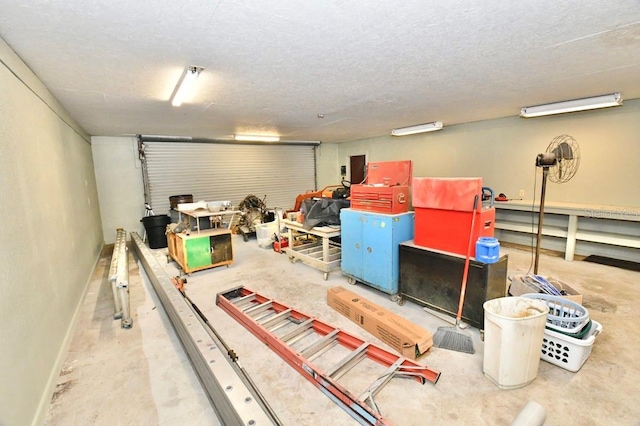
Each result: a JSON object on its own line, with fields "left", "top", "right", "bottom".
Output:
{"left": 546, "top": 135, "right": 580, "bottom": 183}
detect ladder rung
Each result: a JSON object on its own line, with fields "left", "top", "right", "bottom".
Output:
{"left": 259, "top": 308, "right": 292, "bottom": 328}
{"left": 285, "top": 328, "right": 315, "bottom": 346}
{"left": 252, "top": 311, "right": 274, "bottom": 323}
{"left": 231, "top": 292, "right": 257, "bottom": 307}
{"left": 280, "top": 318, "right": 314, "bottom": 344}
{"left": 325, "top": 342, "right": 369, "bottom": 380}
{"left": 299, "top": 329, "right": 340, "bottom": 359}
{"left": 307, "top": 340, "right": 338, "bottom": 363}
{"left": 244, "top": 301, "right": 273, "bottom": 316}
{"left": 269, "top": 320, "right": 292, "bottom": 334}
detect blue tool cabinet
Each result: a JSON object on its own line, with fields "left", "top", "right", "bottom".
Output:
{"left": 340, "top": 208, "right": 414, "bottom": 295}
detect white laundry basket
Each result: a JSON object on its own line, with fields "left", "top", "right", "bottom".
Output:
{"left": 522, "top": 293, "right": 589, "bottom": 334}
{"left": 483, "top": 297, "right": 549, "bottom": 389}
{"left": 541, "top": 320, "right": 602, "bottom": 372}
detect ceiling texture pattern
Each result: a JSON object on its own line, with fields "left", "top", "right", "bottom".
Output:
{"left": 1, "top": 0, "right": 639, "bottom": 143}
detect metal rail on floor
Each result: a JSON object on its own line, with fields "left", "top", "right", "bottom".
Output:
{"left": 108, "top": 228, "right": 132, "bottom": 328}
{"left": 217, "top": 286, "right": 441, "bottom": 426}
{"left": 130, "top": 232, "right": 281, "bottom": 426}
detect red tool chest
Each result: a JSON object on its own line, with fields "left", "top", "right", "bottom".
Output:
{"left": 414, "top": 208, "right": 495, "bottom": 257}
{"left": 350, "top": 160, "right": 412, "bottom": 214}
{"left": 412, "top": 177, "right": 495, "bottom": 257}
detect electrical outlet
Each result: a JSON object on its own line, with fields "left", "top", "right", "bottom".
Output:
{"left": 519, "top": 189, "right": 525, "bottom": 198}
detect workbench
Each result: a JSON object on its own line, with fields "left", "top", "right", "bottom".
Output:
{"left": 281, "top": 219, "right": 341, "bottom": 280}
{"left": 178, "top": 209, "right": 241, "bottom": 232}
{"left": 494, "top": 200, "right": 640, "bottom": 262}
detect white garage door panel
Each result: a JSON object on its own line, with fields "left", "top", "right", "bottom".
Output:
{"left": 144, "top": 142, "right": 316, "bottom": 214}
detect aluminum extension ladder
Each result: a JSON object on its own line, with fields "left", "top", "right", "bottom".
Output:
{"left": 216, "top": 286, "right": 441, "bottom": 426}
{"left": 108, "top": 228, "right": 132, "bottom": 328}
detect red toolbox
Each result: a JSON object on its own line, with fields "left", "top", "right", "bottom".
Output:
{"left": 413, "top": 177, "right": 482, "bottom": 211}
{"left": 414, "top": 208, "right": 495, "bottom": 257}
{"left": 412, "top": 177, "right": 495, "bottom": 257}
{"left": 350, "top": 160, "right": 412, "bottom": 214}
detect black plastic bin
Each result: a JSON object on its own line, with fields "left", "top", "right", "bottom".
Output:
{"left": 141, "top": 215, "right": 171, "bottom": 249}
{"left": 169, "top": 194, "right": 193, "bottom": 209}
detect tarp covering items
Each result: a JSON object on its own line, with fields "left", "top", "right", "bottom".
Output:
{"left": 300, "top": 198, "right": 350, "bottom": 230}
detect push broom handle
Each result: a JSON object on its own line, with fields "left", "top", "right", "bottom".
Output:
{"left": 456, "top": 194, "right": 479, "bottom": 324}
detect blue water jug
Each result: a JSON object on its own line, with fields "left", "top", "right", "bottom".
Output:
{"left": 476, "top": 237, "right": 500, "bottom": 263}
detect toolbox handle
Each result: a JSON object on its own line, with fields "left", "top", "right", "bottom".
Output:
{"left": 482, "top": 187, "right": 495, "bottom": 207}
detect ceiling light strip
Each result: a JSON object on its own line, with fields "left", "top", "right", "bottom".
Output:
{"left": 234, "top": 135, "right": 280, "bottom": 142}
{"left": 520, "top": 93, "right": 622, "bottom": 118}
{"left": 170, "top": 66, "right": 203, "bottom": 107}
{"left": 391, "top": 121, "right": 443, "bottom": 136}
{"left": 138, "top": 135, "right": 320, "bottom": 146}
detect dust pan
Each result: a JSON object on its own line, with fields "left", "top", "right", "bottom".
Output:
{"left": 432, "top": 194, "right": 478, "bottom": 354}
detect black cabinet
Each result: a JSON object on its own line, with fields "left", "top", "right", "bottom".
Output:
{"left": 399, "top": 241, "right": 508, "bottom": 330}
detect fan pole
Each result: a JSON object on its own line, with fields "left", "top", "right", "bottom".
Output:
{"left": 534, "top": 167, "right": 550, "bottom": 274}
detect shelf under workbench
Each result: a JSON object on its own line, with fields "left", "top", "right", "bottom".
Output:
{"left": 281, "top": 219, "right": 341, "bottom": 280}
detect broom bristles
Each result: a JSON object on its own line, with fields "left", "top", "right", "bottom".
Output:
{"left": 433, "top": 325, "right": 475, "bottom": 354}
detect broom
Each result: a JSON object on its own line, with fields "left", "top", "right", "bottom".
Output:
{"left": 433, "top": 194, "right": 478, "bottom": 354}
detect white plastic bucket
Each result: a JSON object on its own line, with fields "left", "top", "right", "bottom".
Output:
{"left": 483, "top": 296, "right": 549, "bottom": 389}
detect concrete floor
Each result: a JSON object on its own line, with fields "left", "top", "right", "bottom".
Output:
{"left": 45, "top": 235, "right": 640, "bottom": 425}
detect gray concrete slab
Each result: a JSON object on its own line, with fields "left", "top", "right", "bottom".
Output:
{"left": 46, "top": 234, "right": 640, "bottom": 425}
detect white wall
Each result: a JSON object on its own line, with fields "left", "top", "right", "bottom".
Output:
{"left": 0, "top": 38, "right": 103, "bottom": 425}
{"left": 92, "top": 136, "right": 146, "bottom": 244}
{"left": 332, "top": 100, "right": 640, "bottom": 207}
{"left": 315, "top": 142, "right": 341, "bottom": 188}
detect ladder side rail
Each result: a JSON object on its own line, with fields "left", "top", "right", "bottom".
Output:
{"left": 115, "top": 230, "right": 132, "bottom": 328}
{"left": 108, "top": 229, "right": 124, "bottom": 320}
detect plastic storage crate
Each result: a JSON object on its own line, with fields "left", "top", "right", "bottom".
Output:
{"left": 541, "top": 320, "right": 602, "bottom": 372}
{"left": 255, "top": 221, "right": 279, "bottom": 248}
{"left": 523, "top": 293, "right": 589, "bottom": 334}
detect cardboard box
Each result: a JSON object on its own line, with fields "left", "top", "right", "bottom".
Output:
{"left": 508, "top": 275, "right": 583, "bottom": 305}
{"left": 326, "top": 286, "right": 433, "bottom": 359}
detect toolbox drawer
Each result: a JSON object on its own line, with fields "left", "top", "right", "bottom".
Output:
{"left": 350, "top": 185, "right": 409, "bottom": 214}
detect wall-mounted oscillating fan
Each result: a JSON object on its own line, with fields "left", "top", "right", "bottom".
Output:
{"left": 533, "top": 135, "right": 581, "bottom": 273}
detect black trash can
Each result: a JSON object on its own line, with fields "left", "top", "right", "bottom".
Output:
{"left": 141, "top": 215, "right": 171, "bottom": 249}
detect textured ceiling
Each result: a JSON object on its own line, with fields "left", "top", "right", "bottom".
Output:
{"left": 1, "top": 1, "right": 639, "bottom": 143}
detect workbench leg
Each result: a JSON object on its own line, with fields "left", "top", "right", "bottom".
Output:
{"left": 322, "top": 235, "right": 329, "bottom": 263}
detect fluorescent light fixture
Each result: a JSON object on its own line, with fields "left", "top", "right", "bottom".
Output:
{"left": 234, "top": 134, "right": 281, "bottom": 142}
{"left": 170, "top": 66, "right": 203, "bottom": 107}
{"left": 520, "top": 93, "right": 622, "bottom": 118}
{"left": 391, "top": 121, "right": 443, "bottom": 136}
